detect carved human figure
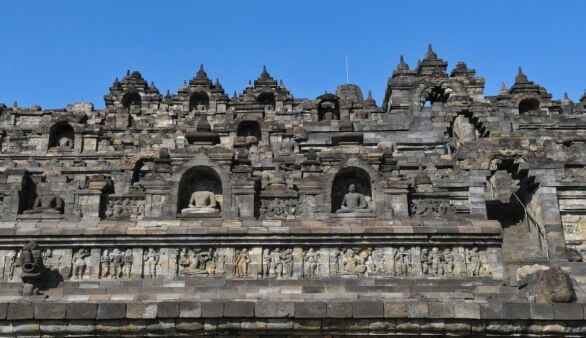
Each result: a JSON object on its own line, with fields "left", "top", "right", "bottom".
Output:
{"left": 336, "top": 184, "right": 370, "bottom": 213}
{"left": 270, "top": 248, "right": 284, "bottom": 277}
{"left": 23, "top": 194, "right": 64, "bottom": 214}
{"left": 420, "top": 248, "right": 429, "bottom": 275}
{"left": 365, "top": 251, "right": 376, "bottom": 275}
{"left": 72, "top": 249, "right": 89, "bottom": 279}
{"left": 465, "top": 247, "right": 481, "bottom": 277}
{"left": 57, "top": 136, "right": 73, "bottom": 149}
{"left": 235, "top": 249, "right": 250, "bottom": 278}
{"left": 394, "top": 247, "right": 409, "bottom": 276}
{"left": 442, "top": 248, "right": 454, "bottom": 275}
{"left": 111, "top": 249, "right": 123, "bottom": 279}
{"left": 341, "top": 249, "right": 355, "bottom": 273}
{"left": 430, "top": 247, "right": 441, "bottom": 276}
{"left": 122, "top": 249, "right": 133, "bottom": 278}
{"left": 278, "top": 137, "right": 299, "bottom": 154}
{"left": 282, "top": 249, "right": 293, "bottom": 277}
{"left": 181, "top": 191, "right": 219, "bottom": 214}
{"left": 144, "top": 248, "right": 159, "bottom": 278}
{"left": 322, "top": 110, "right": 336, "bottom": 121}
{"left": 304, "top": 248, "right": 319, "bottom": 277}
{"left": 262, "top": 248, "right": 271, "bottom": 277}
{"left": 100, "top": 249, "right": 111, "bottom": 278}
{"left": 178, "top": 248, "right": 191, "bottom": 274}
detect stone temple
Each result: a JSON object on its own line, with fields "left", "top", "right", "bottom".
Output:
{"left": 0, "top": 45, "right": 585, "bottom": 336}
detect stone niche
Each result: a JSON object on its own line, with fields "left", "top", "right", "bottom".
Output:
{"left": 177, "top": 166, "right": 223, "bottom": 217}
{"left": 331, "top": 166, "right": 373, "bottom": 214}
{"left": 47, "top": 122, "right": 74, "bottom": 151}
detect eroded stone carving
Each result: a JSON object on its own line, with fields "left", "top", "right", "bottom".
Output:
{"left": 72, "top": 248, "right": 89, "bottom": 280}
{"left": 409, "top": 198, "right": 456, "bottom": 217}
{"left": 23, "top": 194, "right": 64, "bottom": 214}
{"left": 144, "top": 248, "right": 160, "bottom": 278}
{"left": 17, "top": 241, "right": 45, "bottom": 295}
{"left": 181, "top": 191, "right": 220, "bottom": 214}
{"left": 234, "top": 248, "right": 250, "bottom": 278}
{"left": 336, "top": 184, "right": 371, "bottom": 213}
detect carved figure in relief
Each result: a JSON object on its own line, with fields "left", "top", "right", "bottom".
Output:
{"left": 394, "top": 247, "right": 410, "bottom": 276}
{"left": 278, "top": 136, "right": 299, "bottom": 154}
{"left": 304, "top": 248, "right": 319, "bottom": 277}
{"left": 100, "top": 249, "right": 110, "bottom": 278}
{"left": 465, "top": 247, "right": 481, "bottom": 277}
{"left": 144, "top": 248, "right": 160, "bottom": 278}
{"left": 262, "top": 248, "right": 271, "bottom": 277}
{"left": 111, "top": 248, "right": 124, "bottom": 279}
{"left": 420, "top": 248, "right": 429, "bottom": 275}
{"left": 336, "top": 184, "right": 371, "bottom": 213}
{"left": 72, "top": 249, "right": 89, "bottom": 279}
{"left": 443, "top": 248, "right": 454, "bottom": 275}
{"left": 17, "top": 241, "right": 45, "bottom": 295}
{"left": 235, "top": 249, "right": 250, "bottom": 278}
{"left": 270, "top": 248, "right": 284, "bottom": 277}
{"left": 122, "top": 249, "right": 133, "bottom": 278}
{"left": 430, "top": 247, "right": 441, "bottom": 276}
{"left": 178, "top": 248, "right": 191, "bottom": 274}
{"left": 181, "top": 191, "right": 219, "bottom": 214}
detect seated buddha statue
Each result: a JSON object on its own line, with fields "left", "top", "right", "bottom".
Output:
{"left": 181, "top": 191, "right": 220, "bottom": 214}
{"left": 23, "top": 194, "right": 64, "bottom": 214}
{"left": 336, "top": 184, "right": 371, "bottom": 213}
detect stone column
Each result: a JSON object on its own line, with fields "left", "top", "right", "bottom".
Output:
{"left": 232, "top": 184, "right": 256, "bottom": 219}
{"left": 383, "top": 188, "right": 409, "bottom": 218}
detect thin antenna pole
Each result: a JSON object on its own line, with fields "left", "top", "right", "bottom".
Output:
{"left": 345, "top": 54, "right": 349, "bottom": 84}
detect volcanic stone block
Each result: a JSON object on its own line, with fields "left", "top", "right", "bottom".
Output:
{"left": 179, "top": 301, "right": 201, "bottom": 318}
{"left": 7, "top": 303, "right": 34, "bottom": 320}
{"left": 502, "top": 303, "right": 530, "bottom": 320}
{"left": 530, "top": 303, "right": 553, "bottom": 320}
{"left": 294, "top": 302, "right": 326, "bottom": 318}
{"left": 97, "top": 303, "right": 126, "bottom": 320}
{"left": 553, "top": 303, "right": 583, "bottom": 320}
{"left": 223, "top": 301, "right": 254, "bottom": 317}
{"left": 66, "top": 303, "right": 97, "bottom": 319}
{"left": 201, "top": 301, "right": 223, "bottom": 318}
{"left": 0, "top": 303, "right": 7, "bottom": 320}
{"left": 327, "top": 302, "right": 353, "bottom": 318}
{"left": 127, "top": 303, "right": 157, "bottom": 319}
{"left": 428, "top": 303, "right": 454, "bottom": 319}
{"left": 157, "top": 301, "right": 179, "bottom": 318}
{"left": 255, "top": 301, "right": 293, "bottom": 318}
{"left": 35, "top": 302, "right": 67, "bottom": 319}
{"left": 384, "top": 303, "right": 408, "bottom": 318}
{"left": 454, "top": 303, "right": 480, "bottom": 319}
{"left": 353, "top": 301, "right": 384, "bottom": 318}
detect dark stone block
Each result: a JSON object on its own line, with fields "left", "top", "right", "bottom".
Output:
{"left": 327, "top": 302, "right": 353, "bottom": 318}
{"left": 35, "top": 302, "right": 66, "bottom": 319}
{"left": 97, "top": 303, "right": 126, "bottom": 320}
{"left": 530, "top": 303, "right": 553, "bottom": 320}
{"left": 255, "top": 301, "right": 293, "bottom": 318}
{"left": 66, "top": 303, "right": 97, "bottom": 319}
{"left": 428, "top": 303, "right": 454, "bottom": 318}
{"left": 384, "top": 303, "right": 408, "bottom": 318}
{"left": 353, "top": 301, "right": 383, "bottom": 318}
{"left": 179, "top": 301, "right": 201, "bottom": 318}
{"left": 553, "top": 303, "right": 583, "bottom": 320}
{"left": 0, "top": 303, "right": 7, "bottom": 319}
{"left": 480, "top": 302, "right": 503, "bottom": 320}
{"left": 294, "top": 302, "right": 326, "bottom": 318}
{"left": 502, "top": 303, "right": 530, "bottom": 320}
{"left": 223, "top": 301, "right": 254, "bottom": 318}
{"left": 201, "top": 301, "right": 223, "bottom": 318}
{"left": 157, "top": 301, "right": 179, "bottom": 318}
{"left": 7, "top": 303, "right": 34, "bottom": 320}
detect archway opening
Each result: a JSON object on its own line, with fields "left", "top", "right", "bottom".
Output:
{"left": 48, "top": 122, "right": 74, "bottom": 150}
{"left": 177, "top": 166, "right": 223, "bottom": 212}
{"left": 331, "top": 167, "right": 372, "bottom": 212}
{"left": 189, "top": 91, "right": 210, "bottom": 111}
{"left": 519, "top": 98, "right": 540, "bottom": 114}
{"left": 122, "top": 91, "right": 142, "bottom": 109}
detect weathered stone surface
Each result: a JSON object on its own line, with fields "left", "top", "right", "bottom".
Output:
{"left": 521, "top": 267, "right": 576, "bottom": 303}
{"left": 7, "top": 303, "right": 34, "bottom": 320}
{"left": 35, "top": 302, "right": 66, "bottom": 319}
{"left": 97, "top": 303, "right": 126, "bottom": 320}
{"left": 66, "top": 303, "right": 97, "bottom": 319}
{"left": 223, "top": 301, "right": 254, "bottom": 317}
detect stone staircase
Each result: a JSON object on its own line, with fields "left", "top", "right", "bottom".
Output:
{"left": 502, "top": 219, "right": 547, "bottom": 263}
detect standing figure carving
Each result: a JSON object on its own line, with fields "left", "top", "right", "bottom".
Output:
{"left": 235, "top": 249, "right": 250, "bottom": 278}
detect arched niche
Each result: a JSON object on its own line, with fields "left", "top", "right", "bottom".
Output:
{"left": 177, "top": 166, "right": 223, "bottom": 213}
{"left": 189, "top": 91, "right": 210, "bottom": 111}
{"left": 519, "top": 98, "right": 540, "bottom": 114}
{"left": 421, "top": 86, "right": 450, "bottom": 108}
{"left": 48, "top": 122, "right": 74, "bottom": 150}
{"left": 257, "top": 92, "right": 275, "bottom": 110}
{"left": 121, "top": 91, "right": 142, "bottom": 109}
{"left": 331, "top": 166, "right": 372, "bottom": 213}
{"left": 318, "top": 98, "right": 339, "bottom": 121}
{"left": 237, "top": 120, "right": 262, "bottom": 142}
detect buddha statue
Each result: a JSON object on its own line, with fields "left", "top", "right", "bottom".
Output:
{"left": 23, "top": 194, "right": 64, "bottom": 214}
{"left": 278, "top": 137, "right": 299, "bottom": 155}
{"left": 57, "top": 136, "right": 73, "bottom": 149}
{"left": 181, "top": 190, "right": 220, "bottom": 214}
{"left": 336, "top": 184, "right": 371, "bottom": 213}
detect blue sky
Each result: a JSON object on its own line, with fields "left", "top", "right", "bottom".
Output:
{"left": 1, "top": 1, "right": 585, "bottom": 109}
